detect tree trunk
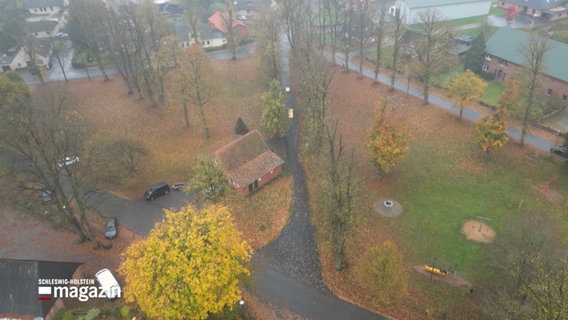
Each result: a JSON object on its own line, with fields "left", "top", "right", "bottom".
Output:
{"left": 183, "top": 102, "right": 190, "bottom": 128}
{"left": 198, "top": 104, "right": 210, "bottom": 139}
{"left": 334, "top": 229, "right": 345, "bottom": 270}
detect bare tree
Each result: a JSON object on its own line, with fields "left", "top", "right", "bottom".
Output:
{"left": 412, "top": 9, "right": 455, "bottom": 104}
{"left": 68, "top": 0, "right": 110, "bottom": 81}
{"left": 321, "top": 0, "right": 343, "bottom": 65}
{"left": 372, "top": 0, "right": 392, "bottom": 82}
{"left": 49, "top": 36, "right": 68, "bottom": 82}
{"left": 172, "top": 46, "right": 218, "bottom": 138}
{"left": 341, "top": 0, "right": 355, "bottom": 70}
{"left": 101, "top": 7, "right": 142, "bottom": 97}
{"left": 318, "top": 121, "right": 358, "bottom": 270}
{"left": 355, "top": 0, "right": 373, "bottom": 79}
{"left": 279, "top": 0, "right": 311, "bottom": 50}
{"left": 256, "top": 7, "right": 281, "bottom": 81}
{"left": 389, "top": 6, "right": 405, "bottom": 91}
{"left": 21, "top": 34, "right": 45, "bottom": 84}
{"left": 0, "top": 86, "right": 103, "bottom": 249}
{"left": 483, "top": 211, "right": 568, "bottom": 320}
{"left": 293, "top": 27, "right": 334, "bottom": 155}
{"left": 519, "top": 33, "right": 554, "bottom": 146}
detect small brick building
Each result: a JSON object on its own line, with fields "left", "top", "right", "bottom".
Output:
{"left": 214, "top": 130, "right": 284, "bottom": 196}
{"left": 483, "top": 27, "right": 568, "bottom": 106}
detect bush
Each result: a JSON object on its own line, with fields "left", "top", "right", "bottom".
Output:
{"left": 357, "top": 242, "right": 408, "bottom": 306}
{"left": 235, "top": 116, "right": 249, "bottom": 135}
{"left": 117, "top": 306, "right": 131, "bottom": 319}
{"left": 479, "top": 72, "right": 495, "bottom": 81}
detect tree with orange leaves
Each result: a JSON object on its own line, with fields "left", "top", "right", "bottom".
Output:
{"left": 366, "top": 100, "right": 410, "bottom": 175}
{"left": 477, "top": 108, "right": 510, "bottom": 159}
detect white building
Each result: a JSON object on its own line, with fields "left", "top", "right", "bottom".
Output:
{"left": 392, "top": 0, "right": 492, "bottom": 25}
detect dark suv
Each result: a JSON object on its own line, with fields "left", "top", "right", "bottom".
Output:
{"left": 144, "top": 182, "right": 170, "bottom": 201}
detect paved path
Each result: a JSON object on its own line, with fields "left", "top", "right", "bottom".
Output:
{"left": 251, "top": 33, "right": 388, "bottom": 320}
{"left": 329, "top": 51, "right": 556, "bottom": 152}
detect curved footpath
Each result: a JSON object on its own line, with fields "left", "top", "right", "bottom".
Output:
{"left": 250, "top": 33, "right": 388, "bottom": 320}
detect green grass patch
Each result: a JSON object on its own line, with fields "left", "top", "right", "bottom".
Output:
{"left": 378, "top": 127, "right": 568, "bottom": 281}
{"left": 480, "top": 81, "right": 504, "bottom": 107}
{"left": 449, "top": 15, "right": 487, "bottom": 26}
{"left": 432, "top": 63, "right": 464, "bottom": 89}
{"left": 489, "top": 5, "right": 505, "bottom": 15}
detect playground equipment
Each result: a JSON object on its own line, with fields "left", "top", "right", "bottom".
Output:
{"left": 424, "top": 265, "right": 448, "bottom": 276}
{"left": 536, "top": 176, "right": 559, "bottom": 199}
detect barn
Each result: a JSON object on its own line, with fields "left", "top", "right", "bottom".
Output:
{"left": 392, "top": 0, "right": 492, "bottom": 24}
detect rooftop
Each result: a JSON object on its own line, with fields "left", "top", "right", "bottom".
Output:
{"left": 214, "top": 130, "right": 284, "bottom": 186}
{"left": 486, "top": 27, "right": 568, "bottom": 83}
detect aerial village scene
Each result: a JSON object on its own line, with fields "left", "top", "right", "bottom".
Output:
{"left": 2, "top": 0, "right": 568, "bottom": 319}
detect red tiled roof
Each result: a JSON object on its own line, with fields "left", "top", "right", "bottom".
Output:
{"left": 214, "top": 130, "right": 284, "bottom": 186}
{"left": 208, "top": 11, "right": 248, "bottom": 34}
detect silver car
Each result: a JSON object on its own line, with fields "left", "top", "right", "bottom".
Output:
{"left": 105, "top": 218, "right": 117, "bottom": 239}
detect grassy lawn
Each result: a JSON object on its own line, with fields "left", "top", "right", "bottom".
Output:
{"left": 224, "top": 176, "right": 292, "bottom": 249}
{"left": 432, "top": 63, "right": 464, "bottom": 89}
{"left": 480, "top": 81, "right": 504, "bottom": 107}
{"left": 312, "top": 67, "right": 568, "bottom": 318}
{"left": 448, "top": 15, "right": 487, "bottom": 26}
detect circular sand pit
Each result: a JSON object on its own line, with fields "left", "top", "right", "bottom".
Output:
{"left": 462, "top": 220, "right": 496, "bottom": 243}
{"left": 374, "top": 198, "right": 403, "bottom": 217}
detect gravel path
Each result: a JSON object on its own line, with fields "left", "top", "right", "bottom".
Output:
{"left": 250, "top": 33, "right": 388, "bottom": 320}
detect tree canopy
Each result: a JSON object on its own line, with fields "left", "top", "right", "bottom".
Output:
{"left": 189, "top": 154, "right": 230, "bottom": 203}
{"left": 119, "top": 204, "right": 252, "bottom": 319}
{"left": 447, "top": 69, "right": 487, "bottom": 118}
{"left": 261, "top": 79, "right": 287, "bottom": 137}
{"left": 366, "top": 101, "right": 410, "bottom": 175}
{"left": 477, "top": 108, "right": 509, "bottom": 158}
{"left": 464, "top": 32, "right": 486, "bottom": 74}
{"left": 0, "top": 72, "right": 29, "bottom": 108}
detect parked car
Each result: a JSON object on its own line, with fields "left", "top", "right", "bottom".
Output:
{"left": 95, "top": 268, "right": 121, "bottom": 299}
{"left": 551, "top": 145, "right": 568, "bottom": 158}
{"left": 55, "top": 32, "right": 68, "bottom": 38}
{"left": 144, "top": 182, "right": 170, "bottom": 200}
{"left": 171, "top": 182, "right": 186, "bottom": 191}
{"left": 40, "top": 190, "right": 53, "bottom": 204}
{"left": 105, "top": 218, "right": 117, "bottom": 239}
{"left": 57, "top": 156, "right": 80, "bottom": 168}
{"left": 237, "top": 15, "right": 248, "bottom": 21}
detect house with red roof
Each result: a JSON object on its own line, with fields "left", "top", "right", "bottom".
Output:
{"left": 214, "top": 130, "right": 284, "bottom": 196}
{"left": 208, "top": 11, "right": 250, "bottom": 40}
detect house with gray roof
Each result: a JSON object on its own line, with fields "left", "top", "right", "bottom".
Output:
{"left": 0, "top": 259, "right": 81, "bottom": 320}
{"left": 391, "top": 0, "right": 492, "bottom": 24}
{"left": 498, "top": 0, "right": 568, "bottom": 21}
{"left": 483, "top": 27, "right": 568, "bottom": 104}
{"left": 175, "top": 22, "right": 227, "bottom": 49}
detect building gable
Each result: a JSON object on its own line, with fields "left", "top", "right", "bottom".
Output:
{"left": 0, "top": 259, "right": 81, "bottom": 318}
{"left": 214, "top": 130, "right": 284, "bottom": 187}
{"left": 485, "top": 27, "right": 568, "bottom": 83}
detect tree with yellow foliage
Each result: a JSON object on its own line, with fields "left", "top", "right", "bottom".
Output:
{"left": 447, "top": 69, "right": 487, "bottom": 119}
{"left": 119, "top": 204, "right": 252, "bottom": 319}
{"left": 357, "top": 241, "right": 408, "bottom": 305}
{"left": 366, "top": 100, "right": 410, "bottom": 175}
{"left": 477, "top": 108, "right": 509, "bottom": 159}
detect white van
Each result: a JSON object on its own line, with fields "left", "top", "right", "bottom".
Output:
{"left": 95, "top": 268, "right": 121, "bottom": 299}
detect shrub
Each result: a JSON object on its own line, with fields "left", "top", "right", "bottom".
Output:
{"left": 235, "top": 116, "right": 249, "bottom": 135}
{"left": 479, "top": 72, "right": 495, "bottom": 81}
{"left": 357, "top": 242, "right": 408, "bottom": 306}
{"left": 118, "top": 306, "right": 131, "bottom": 319}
